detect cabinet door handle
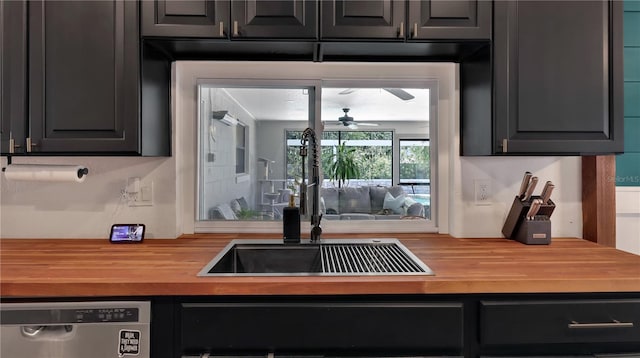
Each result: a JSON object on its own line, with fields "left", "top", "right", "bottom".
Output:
{"left": 219, "top": 21, "right": 224, "bottom": 37}
{"left": 412, "top": 23, "right": 418, "bottom": 38}
{"left": 568, "top": 320, "right": 634, "bottom": 329}
{"left": 398, "top": 22, "right": 404, "bottom": 38}
{"left": 233, "top": 20, "right": 239, "bottom": 37}
{"left": 8, "top": 138, "right": 20, "bottom": 153}
{"left": 26, "top": 137, "right": 37, "bottom": 153}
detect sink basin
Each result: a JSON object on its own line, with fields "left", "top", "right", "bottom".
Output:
{"left": 198, "top": 238, "right": 434, "bottom": 276}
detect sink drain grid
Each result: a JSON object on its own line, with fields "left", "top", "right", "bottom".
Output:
{"left": 320, "top": 243, "right": 427, "bottom": 274}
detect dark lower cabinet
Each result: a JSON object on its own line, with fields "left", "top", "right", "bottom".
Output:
{"left": 149, "top": 294, "right": 640, "bottom": 358}
{"left": 480, "top": 299, "right": 640, "bottom": 356}
{"left": 481, "top": 0, "right": 622, "bottom": 155}
{"left": 176, "top": 298, "right": 464, "bottom": 356}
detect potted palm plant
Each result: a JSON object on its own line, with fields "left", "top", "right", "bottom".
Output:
{"left": 328, "top": 142, "right": 360, "bottom": 187}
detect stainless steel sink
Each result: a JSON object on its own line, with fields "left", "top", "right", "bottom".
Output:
{"left": 198, "top": 238, "right": 434, "bottom": 276}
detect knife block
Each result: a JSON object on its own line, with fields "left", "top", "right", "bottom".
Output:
{"left": 513, "top": 217, "right": 551, "bottom": 245}
{"left": 502, "top": 196, "right": 555, "bottom": 241}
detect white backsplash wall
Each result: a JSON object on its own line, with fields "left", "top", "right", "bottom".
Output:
{"left": 450, "top": 156, "right": 582, "bottom": 238}
{"left": 0, "top": 156, "right": 177, "bottom": 238}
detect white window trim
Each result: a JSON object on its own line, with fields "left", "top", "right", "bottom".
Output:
{"left": 174, "top": 61, "right": 455, "bottom": 235}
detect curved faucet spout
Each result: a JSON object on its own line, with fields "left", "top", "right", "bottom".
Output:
{"left": 300, "top": 128, "right": 322, "bottom": 242}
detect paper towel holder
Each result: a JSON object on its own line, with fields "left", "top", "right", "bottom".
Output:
{"left": 2, "top": 156, "right": 90, "bottom": 179}
{"left": 77, "top": 167, "right": 89, "bottom": 178}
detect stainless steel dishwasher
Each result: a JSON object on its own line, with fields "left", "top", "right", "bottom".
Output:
{"left": 0, "top": 301, "right": 150, "bottom": 358}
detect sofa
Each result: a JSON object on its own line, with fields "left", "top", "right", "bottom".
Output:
{"left": 321, "top": 185, "right": 425, "bottom": 220}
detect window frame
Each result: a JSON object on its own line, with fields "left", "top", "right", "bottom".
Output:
{"left": 235, "top": 122, "right": 248, "bottom": 175}
{"left": 176, "top": 62, "right": 454, "bottom": 235}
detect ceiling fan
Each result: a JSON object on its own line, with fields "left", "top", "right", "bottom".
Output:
{"left": 326, "top": 108, "right": 379, "bottom": 129}
{"left": 339, "top": 88, "right": 415, "bottom": 101}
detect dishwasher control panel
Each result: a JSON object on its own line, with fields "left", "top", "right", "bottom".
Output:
{"left": 1, "top": 307, "right": 139, "bottom": 324}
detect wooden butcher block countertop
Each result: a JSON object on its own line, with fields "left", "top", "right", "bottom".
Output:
{"left": 1, "top": 234, "right": 639, "bottom": 298}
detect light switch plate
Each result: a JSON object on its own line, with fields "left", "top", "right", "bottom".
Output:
{"left": 129, "top": 181, "right": 153, "bottom": 207}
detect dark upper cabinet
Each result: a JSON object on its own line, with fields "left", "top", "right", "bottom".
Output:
{"left": 142, "top": 0, "right": 317, "bottom": 39}
{"left": 231, "top": 0, "right": 317, "bottom": 39}
{"left": 321, "top": 0, "right": 405, "bottom": 40}
{"left": 494, "top": 0, "right": 623, "bottom": 155}
{"left": 0, "top": 0, "right": 169, "bottom": 156}
{"left": 0, "top": 0, "right": 27, "bottom": 154}
{"left": 462, "top": 0, "right": 623, "bottom": 155}
{"left": 321, "top": 0, "right": 490, "bottom": 40}
{"left": 142, "top": 0, "right": 230, "bottom": 38}
{"left": 407, "top": 0, "right": 491, "bottom": 40}
{"left": 26, "top": 0, "right": 139, "bottom": 154}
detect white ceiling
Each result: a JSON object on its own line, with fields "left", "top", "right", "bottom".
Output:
{"left": 221, "top": 87, "right": 430, "bottom": 124}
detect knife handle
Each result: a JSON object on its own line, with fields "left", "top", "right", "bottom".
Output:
{"left": 542, "top": 183, "right": 555, "bottom": 204}
{"left": 525, "top": 199, "right": 536, "bottom": 219}
{"left": 522, "top": 176, "right": 538, "bottom": 202}
{"left": 526, "top": 199, "right": 542, "bottom": 220}
{"left": 540, "top": 181, "right": 552, "bottom": 201}
{"left": 518, "top": 171, "right": 533, "bottom": 199}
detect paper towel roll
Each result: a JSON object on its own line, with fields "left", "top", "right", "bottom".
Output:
{"left": 3, "top": 164, "right": 88, "bottom": 183}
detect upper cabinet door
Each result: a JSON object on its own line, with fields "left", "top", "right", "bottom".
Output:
{"left": 232, "top": 0, "right": 317, "bottom": 39}
{"left": 493, "top": 0, "right": 623, "bottom": 154}
{"left": 1, "top": 0, "right": 27, "bottom": 155}
{"left": 142, "top": 0, "right": 230, "bottom": 38}
{"left": 28, "top": 0, "right": 139, "bottom": 153}
{"left": 407, "top": 0, "right": 491, "bottom": 40}
{"left": 321, "top": 0, "right": 405, "bottom": 40}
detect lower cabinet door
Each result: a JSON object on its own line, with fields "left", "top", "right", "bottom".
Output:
{"left": 179, "top": 300, "right": 464, "bottom": 356}
{"left": 480, "top": 300, "right": 640, "bottom": 346}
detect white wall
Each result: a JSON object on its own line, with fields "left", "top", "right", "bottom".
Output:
{"left": 616, "top": 187, "right": 640, "bottom": 254}
{"left": 0, "top": 156, "right": 177, "bottom": 238}
{"left": 1, "top": 61, "right": 583, "bottom": 239}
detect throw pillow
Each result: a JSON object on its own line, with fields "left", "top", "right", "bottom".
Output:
{"left": 339, "top": 186, "right": 372, "bottom": 214}
{"left": 236, "top": 197, "right": 249, "bottom": 211}
{"left": 403, "top": 196, "right": 418, "bottom": 208}
{"left": 383, "top": 192, "right": 406, "bottom": 214}
{"left": 229, "top": 199, "right": 242, "bottom": 214}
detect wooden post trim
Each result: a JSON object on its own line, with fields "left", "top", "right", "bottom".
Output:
{"left": 582, "top": 155, "right": 616, "bottom": 247}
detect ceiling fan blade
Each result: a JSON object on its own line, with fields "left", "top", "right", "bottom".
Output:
{"left": 383, "top": 88, "right": 415, "bottom": 101}
{"left": 353, "top": 122, "right": 379, "bottom": 126}
{"left": 339, "top": 89, "right": 356, "bottom": 95}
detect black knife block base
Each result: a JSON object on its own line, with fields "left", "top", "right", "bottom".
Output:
{"left": 513, "top": 218, "right": 551, "bottom": 245}
{"left": 502, "top": 196, "right": 555, "bottom": 240}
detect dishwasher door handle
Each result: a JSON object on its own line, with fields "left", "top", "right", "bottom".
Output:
{"left": 21, "top": 325, "right": 74, "bottom": 338}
